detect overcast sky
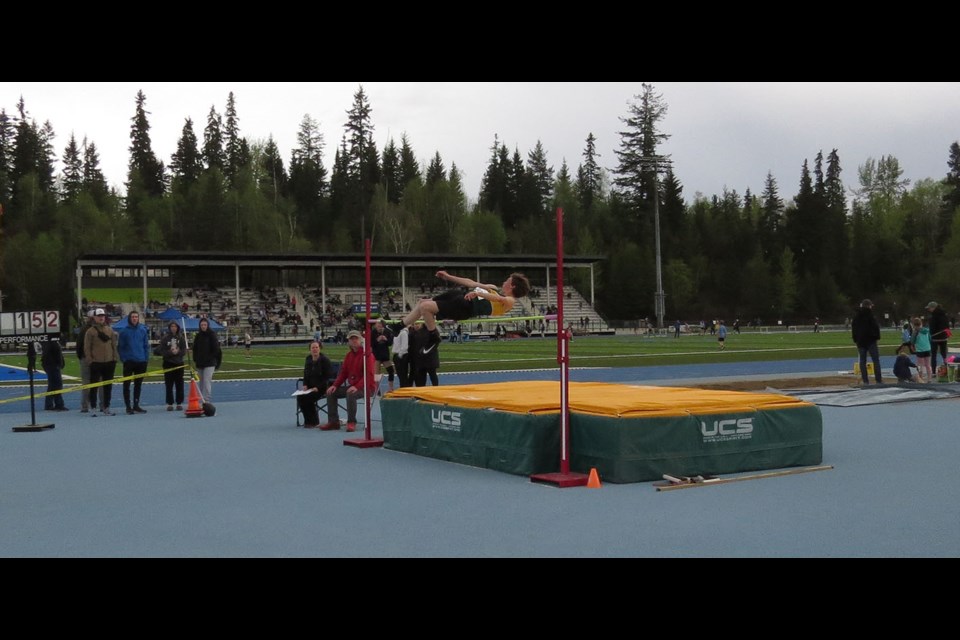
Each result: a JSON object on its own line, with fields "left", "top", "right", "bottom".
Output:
{"left": 4, "top": 82, "right": 959, "bottom": 205}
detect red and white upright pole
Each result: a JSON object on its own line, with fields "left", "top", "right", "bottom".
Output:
{"left": 345, "top": 237, "right": 384, "bottom": 448}
{"left": 529, "top": 208, "right": 588, "bottom": 487}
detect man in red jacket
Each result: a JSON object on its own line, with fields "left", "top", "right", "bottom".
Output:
{"left": 320, "top": 330, "right": 377, "bottom": 432}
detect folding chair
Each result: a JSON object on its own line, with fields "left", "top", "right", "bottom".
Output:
{"left": 294, "top": 361, "right": 343, "bottom": 426}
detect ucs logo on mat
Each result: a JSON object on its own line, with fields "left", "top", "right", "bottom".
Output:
{"left": 700, "top": 417, "right": 753, "bottom": 443}
{"left": 431, "top": 409, "right": 462, "bottom": 432}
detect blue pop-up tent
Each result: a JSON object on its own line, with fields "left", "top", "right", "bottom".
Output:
{"left": 157, "top": 307, "right": 187, "bottom": 320}
{"left": 114, "top": 314, "right": 224, "bottom": 332}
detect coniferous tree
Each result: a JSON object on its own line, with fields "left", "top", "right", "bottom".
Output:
{"left": 170, "top": 118, "right": 203, "bottom": 190}
{"left": 0, "top": 109, "right": 12, "bottom": 210}
{"left": 660, "top": 169, "right": 685, "bottom": 261}
{"left": 259, "top": 135, "right": 288, "bottom": 209}
{"left": 202, "top": 106, "right": 225, "bottom": 172}
{"left": 82, "top": 139, "right": 110, "bottom": 209}
{"left": 575, "top": 132, "right": 602, "bottom": 214}
{"left": 340, "top": 85, "right": 377, "bottom": 243}
{"left": 758, "top": 172, "right": 783, "bottom": 261}
{"left": 10, "top": 99, "right": 57, "bottom": 234}
{"left": 425, "top": 151, "right": 446, "bottom": 187}
{"left": 479, "top": 136, "right": 509, "bottom": 216}
{"left": 289, "top": 114, "right": 328, "bottom": 245}
{"left": 61, "top": 133, "right": 84, "bottom": 202}
{"left": 526, "top": 140, "right": 554, "bottom": 212}
{"left": 224, "top": 92, "right": 248, "bottom": 188}
{"left": 785, "top": 159, "right": 816, "bottom": 276}
{"left": 398, "top": 133, "right": 421, "bottom": 197}
{"left": 823, "top": 149, "right": 848, "bottom": 292}
{"left": 127, "top": 90, "right": 165, "bottom": 197}
{"left": 940, "top": 141, "right": 960, "bottom": 246}
{"left": 381, "top": 139, "right": 401, "bottom": 204}
{"left": 613, "top": 83, "right": 669, "bottom": 213}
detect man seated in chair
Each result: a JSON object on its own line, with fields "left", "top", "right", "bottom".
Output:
{"left": 321, "top": 330, "right": 377, "bottom": 432}
{"left": 299, "top": 341, "right": 333, "bottom": 428}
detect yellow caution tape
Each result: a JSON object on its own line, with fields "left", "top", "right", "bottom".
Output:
{"left": 0, "top": 364, "right": 189, "bottom": 405}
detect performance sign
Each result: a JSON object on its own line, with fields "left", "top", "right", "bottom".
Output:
{"left": 0, "top": 311, "right": 61, "bottom": 344}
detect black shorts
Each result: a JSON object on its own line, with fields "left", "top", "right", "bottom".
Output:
{"left": 433, "top": 288, "right": 493, "bottom": 321}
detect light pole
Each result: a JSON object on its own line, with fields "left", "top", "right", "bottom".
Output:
{"left": 640, "top": 155, "right": 671, "bottom": 330}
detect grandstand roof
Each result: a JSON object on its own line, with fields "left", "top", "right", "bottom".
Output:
{"left": 77, "top": 252, "right": 604, "bottom": 269}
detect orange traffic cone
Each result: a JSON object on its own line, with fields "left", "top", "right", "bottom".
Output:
{"left": 587, "top": 467, "right": 602, "bottom": 489}
{"left": 184, "top": 379, "right": 205, "bottom": 418}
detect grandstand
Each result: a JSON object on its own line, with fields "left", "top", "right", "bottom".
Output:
{"left": 75, "top": 252, "right": 609, "bottom": 343}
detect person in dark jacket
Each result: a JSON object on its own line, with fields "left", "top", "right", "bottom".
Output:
{"left": 159, "top": 320, "right": 187, "bottom": 411}
{"left": 192, "top": 317, "right": 222, "bottom": 403}
{"left": 118, "top": 310, "right": 151, "bottom": 414}
{"left": 298, "top": 341, "right": 333, "bottom": 428}
{"left": 41, "top": 337, "right": 68, "bottom": 411}
{"left": 370, "top": 320, "right": 396, "bottom": 392}
{"left": 926, "top": 301, "right": 950, "bottom": 375}
{"left": 410, "top": 324, "right": 441, "bottom": 387}
{"left": 851, "top": 299, "right": 883, "bottom": 384}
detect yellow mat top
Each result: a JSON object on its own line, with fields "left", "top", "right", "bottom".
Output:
{"left": 385, "top": 381, "right": 813, "bottom": 417}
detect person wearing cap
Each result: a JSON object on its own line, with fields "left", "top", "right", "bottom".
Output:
{"left": 118, "top": 310, "right": 151, "bottom": 414}
{"left": 321, "top": 329, "right": 376, "bottom": 432}
{"left": 159, "top": 320, "right": 188, "bottom": 411}
{"left": 84, "top": 308, "right": 120, "bottom": 416}
{"left": 851, "top": 299, "right": 883, "bottom": 385}
{"left": 76, "top": 309, "right": 98, "bottom": 412}
{"left": 926, "top": 301, "right": 950, "bottom": 376}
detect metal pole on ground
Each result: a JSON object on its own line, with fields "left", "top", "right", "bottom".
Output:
{"left": 530, "top": 208, "right": 588, "bottom": 487}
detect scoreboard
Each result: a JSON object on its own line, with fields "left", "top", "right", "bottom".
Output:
{"left": 0, "top": 311, "right": 61, "bottom": 344}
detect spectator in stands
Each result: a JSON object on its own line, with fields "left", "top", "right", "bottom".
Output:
{"left": 118, "top": 311, "right": 151, "bottom": 414}
{"left": 77, "top": 310, "right": 97, "bottom": 413}
{"left": 159, "top": 321, "right": 187, "bottom": 411}
{"left": 410, "top": 324, "right": 441, "bottom": 387}
{"left": 852, "top": 299, "right": 883, "bottom": 384}
{"left": 392, "top": 324, "right": 411, "bottom": 388}
{"left": 42, "top": 336, "right": 68, "bottom": 411}
{"left": 392, "top": 270, "right": 530, "bottom": 335}
{"left": 84, "top": 308, "right": 119, "bottom": 416}
{"left": 299, "top": 341, "right": 333, "bottom": 429}
{"left": 192, "top": 318, "right": 223, "bottom": 403}
{"left": 322, "top": 330, "right": 376, "bottom": 432}
{"left": 371, "top": 320, "right": 397, "bottom": 392}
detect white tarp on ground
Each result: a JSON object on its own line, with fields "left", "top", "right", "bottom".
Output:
{"left": 769, "top": 383, "right": 960, "bottom": 407}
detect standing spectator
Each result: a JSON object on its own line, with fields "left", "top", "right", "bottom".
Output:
{"left": 322, "top": 330, "right": 376, "bottom": 432}
{"left": 911, "top": 317, "right": 933, "bottom": 382}
{"left": 84, "top": 308, "right": 119, "bottom": 416}
{"left": 192, "top": 318, "right": 223, "bottom": 403}
{"left": 733, "top": 318, "right": 741, "bottom": 335}
{"left": 852, "top": 299, "right": 883, "bottom": 384}
{"left": 371, "top": 319, "right": 397, "bottom": 392}
{"left": 410, "top": 324, "right": 441, "bottom": 387}
{"left": 42, "top": 337, "right": 68, "bottom": 411}
{"left": 674, "top": 319, "right": 681, "bottom": 338}
{"left": 244, "top": 331, "right": 252, "bottom": 358}
{"left": 392, "top": 325, "right": 411, "bottom": 388}
{"left": 76, "top": 310, "right": 97, "bottom": 413}
{"left": 926, "top": 301, "right": 950, "bottom": 376}
{"left": 298, "top": 341, "right": 333, "bottom": 429}
{"left": 813, "top": 317, "right": 821, "bottom": 333}
{"left": 718, "top": 320, "right": 727, "bottom": 350}
{"left": 912, "top": 316, "right": 933, "bottom": 383}
{"left": 118, "top": 310, "right": 151, "bottom": 414}
{"left": 159, "top": 321, "right": 187, "bottom": 411}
